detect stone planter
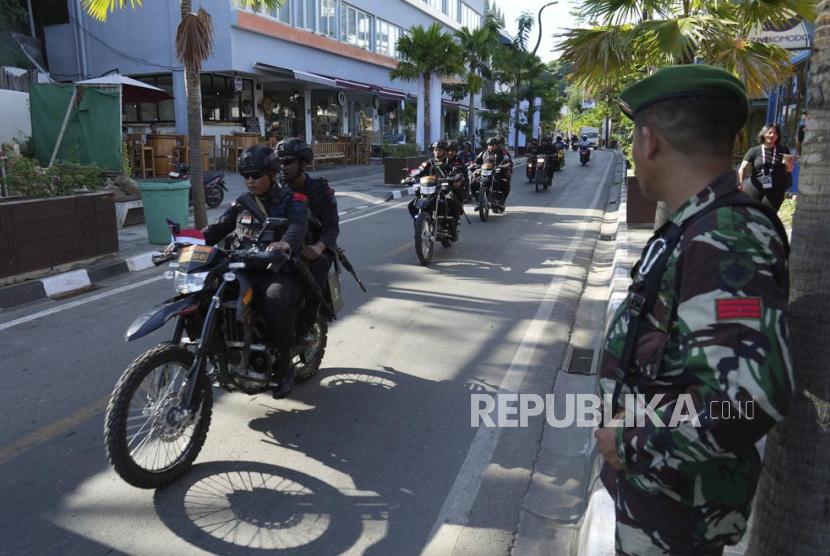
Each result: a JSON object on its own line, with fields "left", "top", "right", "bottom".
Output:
{"left": 626, "top": 171, "right": 657, "bottom": 227}
{"left": 384, "top": 156, "right": 427, "bottom": 185}
{"left": 0, "top": 191, "right": 118, "bottom": 281}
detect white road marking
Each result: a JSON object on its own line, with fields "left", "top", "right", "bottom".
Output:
{"left": 421, "top": 154, "right": 615, "bottom": 556}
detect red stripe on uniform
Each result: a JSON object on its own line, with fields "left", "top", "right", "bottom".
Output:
{"left": 717, "top": 299, "right": 762, "bottom": 320}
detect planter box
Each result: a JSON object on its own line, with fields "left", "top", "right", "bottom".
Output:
{"left": 384, "top": 156, "right": 427, "bottom": 185}
{"left": 626, "top": 172, "right": 657, "bottom": 227}
{"left": 0, "top": 192, "right": 118, "bottom": 280}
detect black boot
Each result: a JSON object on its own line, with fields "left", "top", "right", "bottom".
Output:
{"left": 271, "top": 355, "right": 295, "bottom": 399}
{"left": 295, "top": 308, "right": 318, "bottom": 348}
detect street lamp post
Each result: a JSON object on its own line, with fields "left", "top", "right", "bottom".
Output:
{"left": 532, "top": 2, "right": 558, "bottom": 56}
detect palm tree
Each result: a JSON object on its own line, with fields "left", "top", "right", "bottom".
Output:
{"left": 455, "top": 14, "right": 502, "bottom": 146}
{"left": 390, "top": 23, "right": 462, "bottom": 150}
{"left": 83, "top": 0, "right": 282, "bottom": 229}
{"left": 746, "top": 3, "right": 830, "bottom": 551}
{"left": 557, "top": 0, "right": 816, "bottom": 98}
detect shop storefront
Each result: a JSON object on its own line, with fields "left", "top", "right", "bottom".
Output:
{"left": 261, "top": 87, "right": 304, "bottom": 140}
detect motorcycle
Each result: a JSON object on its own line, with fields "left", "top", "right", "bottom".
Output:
{"left": 104, "top": 213, "right": 365, "bottom": 489}
{"left": 526, "top": 154, "right": 536, "bottom": 182}
{"left": 553, "top": 150, "right": 565, "bottom": 171}
{"left": 405, "top": 173, "right": 467, "bottom": 265}
{"left": 534, "top": 154, "right": 553, "bottom": 192}
{"left": 579, "top": 146, "right": 591, "bottom": 165}
{"left": 571, "top": 140, "right": 579, "bottom": 152}
{"left": 471, "top": 161, "right": 507, "bottom": 220}
{"left": 169, "top": 161, "right": 228, "bottom": 209}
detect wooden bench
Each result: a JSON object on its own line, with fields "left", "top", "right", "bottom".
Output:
{"left": 311, "top": 142, "right": 346, "bottom": 170}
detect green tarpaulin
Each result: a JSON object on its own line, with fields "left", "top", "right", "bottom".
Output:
{"left": 31, "top": 83, "right": 121, "bottom": 171}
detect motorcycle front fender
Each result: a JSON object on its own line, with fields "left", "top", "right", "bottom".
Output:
{"left": 125, "top": 295, "right": 201, "bottom": 342}
{"left": 414, "top": 198, "right": 431, "bottom": 210}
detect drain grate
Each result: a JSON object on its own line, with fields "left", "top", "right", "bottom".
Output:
{"left": 567, "top": 348, "right": 596, "bottom": 375}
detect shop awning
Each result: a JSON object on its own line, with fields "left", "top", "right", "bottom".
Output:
{"left": 294, "top": 70, "right": 337, "bottom": 88}
{"left": 442, "top": 99, "right": 462, "bottom": 107}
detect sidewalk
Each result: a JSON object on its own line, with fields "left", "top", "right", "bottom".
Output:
{"left": 0, "top": 163, "right": 409, "bottom": 309}
{"left": 512, "top": 152, "right": 653, "bottom": 556}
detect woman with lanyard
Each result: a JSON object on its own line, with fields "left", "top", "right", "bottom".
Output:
{"left": 738, "top": 123, "right": 794, "bottom": 211}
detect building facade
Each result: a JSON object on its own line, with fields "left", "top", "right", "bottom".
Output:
{"left": 44, "top": 0, "right": 486, "bottom": 149}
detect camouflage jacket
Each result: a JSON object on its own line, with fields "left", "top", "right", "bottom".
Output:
{"left": 598, "top": 171, "right": 793, "bottom": 543}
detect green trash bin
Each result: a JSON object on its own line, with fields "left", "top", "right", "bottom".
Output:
{"left": 138, "top": 179, "right": 191, "bottom": 244}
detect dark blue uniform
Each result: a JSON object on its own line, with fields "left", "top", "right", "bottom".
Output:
{"left": 202, "top": 186, "right": 309, "bottom": 369}
{"left": 290, "top": 175, "right": 340, "bottom": 325}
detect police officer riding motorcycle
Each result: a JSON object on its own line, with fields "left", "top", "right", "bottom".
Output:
{"left": 553, "top": 135, "right": 567, "bottom": 171}
{"left": 579, "top": 134, "right": 592, "bottom": 165}
{"left": 526, "top": 137, "right": 539, "bottom": 181}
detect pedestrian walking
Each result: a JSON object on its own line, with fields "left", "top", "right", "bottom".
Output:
{"left": 597, "top": 64, "right": 793, "bottom": 556}
{"left": 737, "top": 123, "right": 794, "bottom": 211}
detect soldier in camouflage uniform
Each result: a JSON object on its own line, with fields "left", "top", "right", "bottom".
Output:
{"left": 595, "top": 65, "right": 793, "bottom": 556}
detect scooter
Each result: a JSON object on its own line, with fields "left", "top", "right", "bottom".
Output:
{"left": 169, "top": 161, "right": 227, "bottom": 208}
{"left": 579, "top": 146, "right": 591, "bottom": 166}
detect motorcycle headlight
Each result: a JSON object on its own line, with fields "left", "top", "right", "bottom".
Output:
{"left": 174, "top": 271, "right": 209, "bottom": 294}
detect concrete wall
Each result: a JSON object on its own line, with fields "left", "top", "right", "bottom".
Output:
{"left": 0, "top": 90, "right": 31, "bottom": 146}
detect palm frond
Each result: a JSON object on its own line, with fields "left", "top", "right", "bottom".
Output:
{"left": 705, "top": 36, "right": 794, "bottom": 98}
{"left": 557, "top": 25, "right": 641, "bottom": 91}
{"left": 176, "top": 8, "right": 215, "bottom": 71}
{"left": 81, "top": 0, "right": 142, "bottom": 22}
{"left": 233, "top": 0, "right": 285, "bottom": 10}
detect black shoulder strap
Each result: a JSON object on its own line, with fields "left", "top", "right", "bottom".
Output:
{"left": 609, "top": 190, "right": 789, "bottom": 415}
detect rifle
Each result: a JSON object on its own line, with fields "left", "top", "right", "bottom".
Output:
{"left": 336, "top": 246, "right": 367, "bottom": 293}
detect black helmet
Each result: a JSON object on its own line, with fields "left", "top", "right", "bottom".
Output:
{"left": 582, "top": 134, "right": 588, "bottom": 140}
{"left": 430, "top": 140, "right": 449, "bottom": 150}
{"left": 541, "top": 136, "right": 551, "bottom": 144}
{"left": 462, "top": 141, "right": 472, "bottom": 149}
{"left": 486, "top": 137, "right": 498, "bottom": 146}
{"left": 556, "top": 135, "right": 562, "bottom": 141}
{"left": 238, "top": 144, "right": 279, "bottom": 174}
{"left": 495, "top": 135, "right": 505, "bottom": 145}
{"left": 447, "top": 140, "right": 458, "bottom": 151}
{"left": 276, "top": 137, "right": 314, "bottom": 162}
{"left": 530, "top": 138, "right": 539, "bottom": 143}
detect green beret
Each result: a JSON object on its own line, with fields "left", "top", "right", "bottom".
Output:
{"left": 617, "top": 64, "right": 749, "bottom": 127}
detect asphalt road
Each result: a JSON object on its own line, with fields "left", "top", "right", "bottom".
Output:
{"left": 0, "top": 150, "right": 615, "bottom": 556}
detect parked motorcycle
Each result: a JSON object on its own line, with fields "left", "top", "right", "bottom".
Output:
{"left": 580, "top": 146, "right": 591, "bottom": 165}
{"left": 169, "top": 161, "right": 227, "bottom": 209}
{"left": 470, "top": 161, "right": 507, "bottom": 219}
{"left": 405, "top": 173, "right": 466, "bottom": 265}
{"left": 534, "top": 154, "right": 553, "bottom": 192}
{"left": 104, "top": 214, "right": 365, "bottom": 489}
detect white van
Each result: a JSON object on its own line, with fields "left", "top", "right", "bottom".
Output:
{"left": 579, "top": 127, "right": 600, "bottom": 149}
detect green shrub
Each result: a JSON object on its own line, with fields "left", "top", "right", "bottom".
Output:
{"left": 6, "top": 155, "right": 104, "bottom": 198}
{"left": 383, "top": 142, "right": 422, "bottom": 157}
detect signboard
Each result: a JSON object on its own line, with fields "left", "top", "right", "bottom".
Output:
{"left": 233, "top": 75, "right": 244, "bottom": 93}
{"left": 337, "top": 90, "right": 346, "bottom": 106}
{"left": 749, "top": 17, "right": 813, "bottom": 50}
{"left": 372, "top": 95, "right": 380, "bottom": 109}
{"left": 244, "top": 117, "right": 261, "bottom": 134}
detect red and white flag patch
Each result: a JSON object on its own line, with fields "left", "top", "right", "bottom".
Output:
{"left": 174, "top": 228, "right": 206, "bottom": 245}
{"left": 716, "top": 298, "right": 762, "bottom": 320}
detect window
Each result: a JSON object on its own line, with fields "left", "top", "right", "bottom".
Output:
{"left": 376, "top": 19, "right": 402, "bottom": 58}
{"left": 341, "top": 4, "right": 372, "bottom": 51}
{"left": 424, "top": 0, "right": 441, "bottom": 11}
{"left": 320, "top": 0, "right": 336, "bottom": 38}
{"left": 446, "top": 0, "right": 460, "bottom": 21}
{"left": 296, "top": 0, "right": 317, "bottom": 30}
{"left": 122, "top": 74, "right": 174, "bottom": 123}
{"left": 268, "top": 1, "right": 290, "bottom": 24}
{"left": 461, "top": 3, "right": 481, "bottom": 29}
{"left": 200, "top": 74, "right": 255, "bottom": 123}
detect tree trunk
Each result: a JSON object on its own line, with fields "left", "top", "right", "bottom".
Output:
{"left": 424, "top": 73, "right": 431, "bottom": 151}
{"left": 513, "top": 77, "right": 521, "bottom": 154}
{"left": 467, "top": 62, "right": 476, "bottom": 147}
{"left": 747, "top": 2, "right": 830, "bottom": 552}
{"left": 180, "top": 0, "right": 207, "bottom": 229}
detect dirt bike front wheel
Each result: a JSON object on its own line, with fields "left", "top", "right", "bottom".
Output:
{"left": 104, "top": 345, "right": 212, "bottom": 489}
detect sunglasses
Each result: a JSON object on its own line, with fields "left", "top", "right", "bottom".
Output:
{"left": 241, "top": 170, "right": 266, "bottom": 180}
{"left": 279, "top": 157, "right": 298, "bottom": 166}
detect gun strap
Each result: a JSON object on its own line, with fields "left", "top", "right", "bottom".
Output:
{"left": 610, "top": 190, "right": 789, "bottom": 415}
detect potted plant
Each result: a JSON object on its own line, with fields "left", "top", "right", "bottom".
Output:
{"left": 383, "top": 143, "right": 426, "bottom": 184}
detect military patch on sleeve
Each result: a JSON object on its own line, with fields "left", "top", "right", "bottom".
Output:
{"left": 293, "top": 192, "right": 308, "bottom": 203}
{"left": 716, "top": 298, "right": 762, "bottom": 321}
{"left": 718, "top": 254, "right": 757, "bottom": 290}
